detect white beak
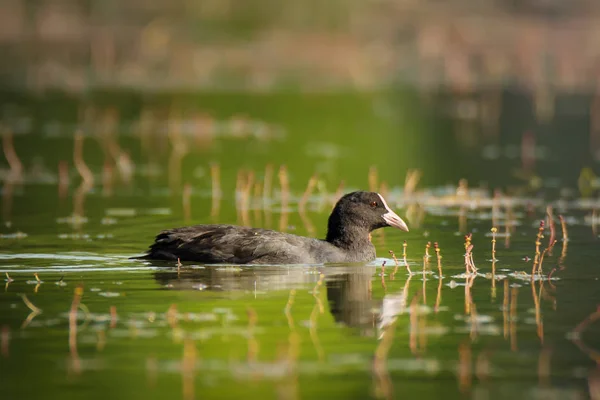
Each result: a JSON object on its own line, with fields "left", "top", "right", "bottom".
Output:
{"left": 378, "top": 194, "right": 409, "bottom": 232}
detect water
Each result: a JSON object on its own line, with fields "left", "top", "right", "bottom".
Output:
{"left": 1, "top": 90, "right": 600, "bottom": 400}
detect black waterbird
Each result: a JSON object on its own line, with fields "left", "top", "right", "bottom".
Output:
{"left": 136, "top": 191, "right": 409, "bottom": 264}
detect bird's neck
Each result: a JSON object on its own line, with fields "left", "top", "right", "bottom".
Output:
{"left": 326, "top": 224, "right": 373, "bottom": 251}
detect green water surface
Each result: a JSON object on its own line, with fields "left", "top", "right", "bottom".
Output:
{"left": 1, "top": 91, "right": 600, "bottom": 400}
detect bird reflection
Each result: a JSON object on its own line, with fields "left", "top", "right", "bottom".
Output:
{"left": 153, "top": 265, "right": 385, "bottom": 333}
{"left": 152, "top": 265, "right": 409, "bottom": 339}
{"left": 326, "top": 268, "right": 376, "bottom": 336}
{"left": 152, "top": 265, "right": 319, "bottom": 293}
{"left": 326, "top": 269, "right": 413, "bottom": 340}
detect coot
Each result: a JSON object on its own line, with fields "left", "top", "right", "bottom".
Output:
{"left": 136, "top": 191, "right": 408, "bottom": 264}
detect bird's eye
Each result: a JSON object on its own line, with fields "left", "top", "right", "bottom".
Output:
{"left": 370, "top": 201, "right": 378, "bottom": 208}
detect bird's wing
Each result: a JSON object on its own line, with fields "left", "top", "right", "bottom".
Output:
{"left": 141, "top": 224, "right": 320, "bottom": 264}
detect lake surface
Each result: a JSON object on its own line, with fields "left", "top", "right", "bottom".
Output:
{"left": 1, "top": 90, "right": 600, "bottom": 400}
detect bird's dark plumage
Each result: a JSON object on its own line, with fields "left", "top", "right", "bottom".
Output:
{"left": 136, "top": 191, "right": 408, "bottom": 265}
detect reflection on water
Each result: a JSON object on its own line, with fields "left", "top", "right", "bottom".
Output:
{"left": 0, "top": 88, "right": 599, "bottom": 400}
{"left": 153, "top": 266, "right": 322, "bottom": 293}
{"left": 326, "top": 269, "right": 374, "bottom": 336}
{"left": 1, "top": 174, "right": 600, "bottom": 400}
{"left": 1, "top": 229, "right": 599, "bottom": 399}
